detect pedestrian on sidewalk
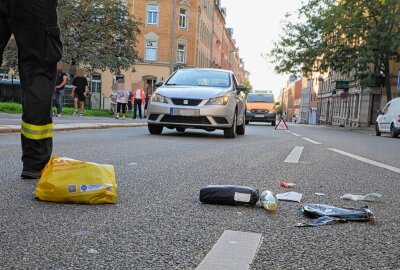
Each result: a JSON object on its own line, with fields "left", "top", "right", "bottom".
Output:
{"left": 116, "top": 88, "right": 129, "bottom": 119}
{"left": 0, "top": 0, "right": 63, "bottom": 179}
{"left": 53, "top": 69, "right": 68, "bottom": 117}
{"left": 132, "top": 84, "right": 145, "bottom": 119}
{"left": 109, "top": 90, "right": 118, "bottom": 118}
{"left": 71, "top": 69, "right": 89, "bottom": 116}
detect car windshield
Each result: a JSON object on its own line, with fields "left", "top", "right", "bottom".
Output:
{"left": 247, "top": 94, "right": 274, "bottom": 103}
{"left": 165, "top": 70, "right": 231, "bottom": 88}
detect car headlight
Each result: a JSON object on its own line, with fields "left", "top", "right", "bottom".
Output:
{"left": 269, "top": 110, "right": 275, "bottom": 113}
{"left": 151, "top": 93, "right": 168, "bottom": 104}
{"left": 246, "top": 110, "right": 251, "bottom": 113}
{"left": 206, "top": 96, "right": 229, "bottom": 106}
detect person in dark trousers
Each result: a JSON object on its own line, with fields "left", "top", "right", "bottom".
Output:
{"left": 71, "top": 69, "right": 88, "bottom": 116}
{"left": 0, "top": 0, "right": 63, "bottom": 179}
{"left": 132, "top": 86, "right": 145, "bottom": 119}
{"left": 53, "top": 69, "right": 68, "bottom": 117}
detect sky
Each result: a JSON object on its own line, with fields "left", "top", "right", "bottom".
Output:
{"left": 221, "top": 0, "right": 303, "bottom": 97}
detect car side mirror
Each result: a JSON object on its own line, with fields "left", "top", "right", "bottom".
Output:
{"left": 155, "top": 81, "right": 163, "bottom": 87}
{"left": 377, "top": 109, "right": 382, "bottom": 115}
{"left": 236, "top": 84, "right": 247, "bottom": 92}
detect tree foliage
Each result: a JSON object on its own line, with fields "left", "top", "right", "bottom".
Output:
{"left": 268, "top": 0, "right": 400, "bottom": 100}
{"left": 1, "top": 0, "right": 140, "bottom": 75}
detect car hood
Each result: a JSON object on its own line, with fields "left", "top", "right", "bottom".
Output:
{"left": 156, "top": 86, "right": 230, "bottom": 99}
{"left": 247, "top": 102, "right": 275, "bottom": 111}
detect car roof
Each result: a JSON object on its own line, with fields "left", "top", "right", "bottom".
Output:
{"left": 176, "top": 68, "right": 233, "bottom": 74}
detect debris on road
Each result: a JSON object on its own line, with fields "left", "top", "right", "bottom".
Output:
{"left": 280, "top": 182, "right": 296, "bottom": 188}
{"left": 301, "top": 204, "right": 375, "bottom": 222}
{"left": 340, "top": 193, "right": 383, "bottom": 202}
{"left": 276, "top": 191, "right": 303, "bottom": 202}
{"left": 295, "top": 216, "right": 348, "bottom": 227}
{"left": 260, "top": 190, "right": 278, "bottom": 212}
{"left": 199, "top": 185, "right": 259, "bottom": 206}
{"left": 34, "top": 156, "right": 117, "bottom": 204}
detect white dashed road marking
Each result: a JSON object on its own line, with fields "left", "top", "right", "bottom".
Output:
{"left": 302, "top": 137, "right": 322, "bottom": 144}
{"left": 284, "top": 146, "right": 304, "bottom": 163}
{"left": 196, "top": 230, "right": 262, "bottom": 270}
{"left": 327, "top": 148, "right": 400, "bottom": 174}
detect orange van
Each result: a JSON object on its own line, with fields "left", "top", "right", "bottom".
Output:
{"left": 245, "top": 92, "right": 276, "bottom": 126}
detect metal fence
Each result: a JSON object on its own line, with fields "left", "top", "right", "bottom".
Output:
{"left": 0, "top": 79, "right": 93, "bottom": 109}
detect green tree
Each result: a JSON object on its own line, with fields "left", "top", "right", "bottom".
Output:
{"left": 1, "top": 0, "right": 140, "bottom": 75}
{"left": 268, "top": 0, "right": 400, "bottom": 101}
{"left": 243, "top": 78, "right": 252, "bottom": 96}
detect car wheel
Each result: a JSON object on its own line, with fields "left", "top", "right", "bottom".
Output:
{"left": 237, "top": 111, "right": 246, "bottom": 135}
{"left": 176, "top": 127, "right": 185, "bottom": 133}
{"left": 271, "top": 120, "right": 276, "bottom": 126}
{"left": 224, "top": 113, "right": 237, "bottom": 138}
{"left": 390, "top": 124, "right": 398, "bottom": 138}
{"left": 245, "top": 120, "right": 249, "bottom": 125}
{"left": 148, "top": 123, "right": 163, "bottom": 135}
{"left": 375, "top": 123, "right": 381, "bottom": 136}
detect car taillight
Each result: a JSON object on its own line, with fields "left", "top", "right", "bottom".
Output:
{"left": 398, "top": 114, "right": 400, "bottom": 123}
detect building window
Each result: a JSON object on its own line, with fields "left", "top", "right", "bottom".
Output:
{"left": 145, "top": 41, "right": 157, "bottom": 61}
{"left": 90, "top": 74, "right": 102, "bottom": 93}
{"left": 179, "top": 8, "right": 188, "bottom": 29}
{"left": 177, "top": 44, "right": 186, "bottom": 63}
{"left": 147, "top": 4, "right": 159, "bottom": 25}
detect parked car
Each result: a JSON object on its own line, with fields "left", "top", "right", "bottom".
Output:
{"left": 375, "top": 97, "right": 400, "bottom": 138}
{"left": 146, "top": 68, "right": 247, "bottom": 138}
{"left": 245, "top": 92, "right": 276, "bottom": 126}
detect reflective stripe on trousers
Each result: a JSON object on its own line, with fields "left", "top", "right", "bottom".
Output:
{"left": 21, "top": 121, "right": 53, "bottom": 140}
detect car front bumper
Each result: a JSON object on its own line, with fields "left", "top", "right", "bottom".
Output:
{"left": 246, "top": 112, "right": 276, "bottom": 122}
{"left": 147, "top": 102, "right": 234, "bottom": 129}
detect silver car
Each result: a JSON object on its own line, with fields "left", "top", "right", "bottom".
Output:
{"left": 147, "top": 68, "right": 247, "bottom": 138}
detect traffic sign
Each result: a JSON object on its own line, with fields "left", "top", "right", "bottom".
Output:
{"left": 275, "top": 119, "right": 288, "bottom": 130}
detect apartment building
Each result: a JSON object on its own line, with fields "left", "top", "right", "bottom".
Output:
{"left": 94, "top": 0, "right": 245, "bottom": 109}
{"left": 317, "top": 62, "right": 400, "bottom": 127}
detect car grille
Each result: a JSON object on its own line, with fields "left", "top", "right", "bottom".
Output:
{"left": 148, "top": 114, "right": 160, "bottom": 121}
{"left": 171, "top": 98, "right": 203, "bottom": 106}
{"left": 250, "top": 109, "right": 269, "bottom": 113}
{"left": 161, "top": 115, "right": 211, "bottom": 125}
{"left": 213, "top": 117, "right": 229, "bottom": 124}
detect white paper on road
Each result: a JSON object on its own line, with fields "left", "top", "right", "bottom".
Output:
{"left": 276, "top": 191, "right": 303, "bottom": 202}
{"left": 340, "top": 193, "right": 383, "bottom": 202}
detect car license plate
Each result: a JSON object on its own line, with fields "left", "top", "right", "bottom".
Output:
{"left": 255, "top": 115, "right": 264, "bottom": 118}
{"left": 179, "top": 109, "right": 200, "bottom": 116}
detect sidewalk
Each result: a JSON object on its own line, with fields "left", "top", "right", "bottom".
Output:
{"left": 0, "top": 113, "right": 147, "bottom": 134}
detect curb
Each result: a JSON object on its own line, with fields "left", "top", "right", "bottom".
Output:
{"left": 0, "top": 123, "right": 147, "bottom": 134}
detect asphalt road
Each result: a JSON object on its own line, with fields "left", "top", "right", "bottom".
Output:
{"left": 0, "top": 123, "right": 399, "bottom": 269}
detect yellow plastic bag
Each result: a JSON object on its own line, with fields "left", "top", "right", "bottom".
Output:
{"left": 34, "top": 156, "right": 117, "bottom": 204}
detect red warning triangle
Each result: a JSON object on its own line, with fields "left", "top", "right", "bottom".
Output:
{"left": 275, "top": 119, "right": 288, "bottom": 130}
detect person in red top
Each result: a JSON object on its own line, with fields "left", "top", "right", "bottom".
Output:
{"left": 132, "top": 85, "right": 145, "bottom": 119}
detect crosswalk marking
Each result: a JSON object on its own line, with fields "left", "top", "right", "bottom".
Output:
{"left": 284, "top": 146, "right": 304, "bottom": 163}
{"left": 196, "top": 230, "right": 262, "bottom": 270}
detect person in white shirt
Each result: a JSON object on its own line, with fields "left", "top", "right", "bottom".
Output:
{"left": 132, "top": 87, "right": 145, "bottom": 119}
{"left": 116, "top": 89, "right": 129, "bottom": 119}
